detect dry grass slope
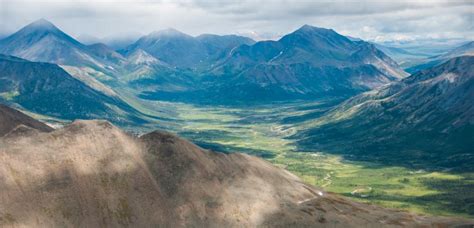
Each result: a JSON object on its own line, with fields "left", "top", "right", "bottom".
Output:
{"left": 0, "top": 115, "right": 472, "bottom": 227}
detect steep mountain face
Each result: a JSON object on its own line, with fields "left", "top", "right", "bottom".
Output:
{"left": 189, "top": 25, "right": 408, "bottom": 102}
{"left": 406, "top": 41, "right": 474, "bottom": 73}
{"left": 121, "top": 29, "right": 255, "bottom": 69}
{"left": 298, "top": 56, "right": 474, "bottom": 170}
{"left": 0, "top": 54, "right": 143, "bottom": 123}
{"left": 0, "top": 114, "right": 471, "bottom": 227}
{"left": 0, "top": 104, "right": 53, "bottom": 137}
{"left": 0, "top": 19, "right": 123, "bottom": 71}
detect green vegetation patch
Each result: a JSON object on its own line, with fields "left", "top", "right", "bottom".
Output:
{"left": 122, "top": 98, "right": 474, "bottom": 218}
{"left": 0, "top": 91, "right": 19, "bottom": 100}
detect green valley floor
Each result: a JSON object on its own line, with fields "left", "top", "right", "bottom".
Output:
{"left": 41, "top": 98, "right": 474, "bottom": 218}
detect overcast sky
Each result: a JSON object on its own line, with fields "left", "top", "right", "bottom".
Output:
{"left": 0, "top": 0, "right": 472, "bottom": 42}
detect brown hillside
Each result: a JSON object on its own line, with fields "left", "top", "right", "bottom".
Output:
{"left": 0, "top": 118, "right": 472, "bottom": 227}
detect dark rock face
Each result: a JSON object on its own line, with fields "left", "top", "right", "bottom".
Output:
{"left": 0, "top": 117, "right": 472, "bottom": 227}
{"left": 298, "top": 56, "right": 474, "bottom": 170}
{"left": 0, "top": 104, "right": 53, "bottom": 137}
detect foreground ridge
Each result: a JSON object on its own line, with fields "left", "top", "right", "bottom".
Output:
{"left": 0, "top": 107, "right": 472, "bottom": 227}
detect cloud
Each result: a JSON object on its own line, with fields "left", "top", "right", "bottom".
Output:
{"left": 0, "top": 0, "right": 472, "bottom": 43}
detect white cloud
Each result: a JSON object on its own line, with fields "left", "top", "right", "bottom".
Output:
{"left": 0, "top": 0, "right": 472, "bottom": 42}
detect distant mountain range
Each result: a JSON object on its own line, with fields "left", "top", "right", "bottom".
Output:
{"left": 297, "top": 56, "right": 474, "bottom": 171}
{"left": 406, "top": 41, "right": 474, "bottom": 73}
{"left": 0, "top": 20, "right": 408, "bottom": 105}
{"left": 120, "top": 29, "right": 255, "bottom": 69}
{"left": 137, "top": 25, "right": 408, "bottom": 102}
{"left": 200, "top": 25, "right": 407, "bottom": 101}
{"left": 372, "top": 43, "right": 430, "bottom": 64}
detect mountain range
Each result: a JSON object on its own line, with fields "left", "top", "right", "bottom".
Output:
{"left": 0, "top": 18, "right": 473, "bottom": 224}
{"left": 0, "top": 20, "right": 408, "bottom": 104}
{"left": 297, "top": 56, "right": 474, "bottom": 171}
{"left": 120, "top": 29, "right": 255, "bottom": 69}
{"left": 137, "top": 25, "right": 408, "bottom": 102}
{"left": 1, "top": 104, "right": 472, "bottom": 227}
{"left": 405, "top": 41, "right": 474, "bottom": 73}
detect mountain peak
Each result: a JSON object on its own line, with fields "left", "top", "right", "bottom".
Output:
{"left": 26, "top": 18, "right": 58, "bottom": 31}
{"left": 149, "top": 28, "right": 190, "bottom": 38}
{"left": 283, "top": 24, "right": 345, "bottom": 42}
{"left": 297, "top": 24, "right": 333, "bottom": 33}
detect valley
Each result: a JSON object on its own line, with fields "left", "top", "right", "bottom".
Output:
{"left": 103, "top": 98, "right": 473, "bottom": 218}
{"left": 0, "top": 17, "right": 472, "bottom": 225}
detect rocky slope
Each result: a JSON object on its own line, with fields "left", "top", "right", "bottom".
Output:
{"left": 298, "top": 56, "right": 474, "bottom": 170}
{"left": 0, "top": 104, "right": 53, "bottom": 137}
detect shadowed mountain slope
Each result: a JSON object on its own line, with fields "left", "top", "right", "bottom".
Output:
{"left": 0, "top": 108, "right": 472, "bottom": 227}
{"left": 0, "top": 104, "right": 53, "bottom": 137}
{"left": 0, "top": 54, "right": 144, "bottom": 123}
{"left": 298, "top": 56, "right": 474, "bottom": 170}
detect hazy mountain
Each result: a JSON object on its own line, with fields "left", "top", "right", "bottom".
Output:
{"left": 86, "top": 43, "right": 127, "bottom": 65}
{"left": 78, "top": 34, "right": 140, "bottom": 50}
{"left": 0, "top": 104, "right": 53, "bottom": 137}
{"left": 196, "top": 34, "right": 255, "bottom": 59}
{"left": 406, "top": 41, "right": 474, "bottom": 73}
{"left": 439, "top": 41, "right": 474, "bottom": 59}
{"left": 298, "top": 56, "right": 474, "bottom": 170}
{"left": 121, "top": 29, "right": 255, "bottom": 69}
{"left": 184, "top": 25, "right": 408, "bottom": 102}
{"left": 0, "top": 112, "right": 471, "bottom": 227}
{"left": 118, "top": 30, "right": 254, "bottom": 94}
{"left": 0, "top": 54, "right": 144, "bottom": 123}
{"left": 372, "top": 43, "right": 430, "bottom": 65}
{"left": 121, "top": 29, "right": 209, "bottom": 68}
{"left": 0, "top": 19, "right": 124, "bottom": 71}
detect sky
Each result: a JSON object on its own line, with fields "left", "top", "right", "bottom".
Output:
{"left": 0, "top": 0, "right": 472, "bottom": 43}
